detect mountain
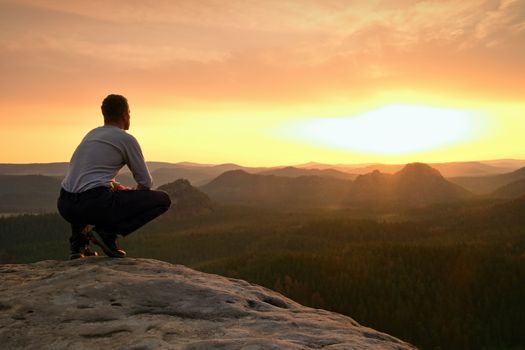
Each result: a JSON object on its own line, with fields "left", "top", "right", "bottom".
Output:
{"left": 346, "top": 161, "right": 511, "bottom": 177}
{"left": 200, "top": 170, "right": 351, "bottom": 207}
{"left": 200, "top": 164, "right": 471, "bottom": 208}
{"left": 295, "top": 161, "right": 513, "bottom": 177}
{"left": 450, "top": 166, "right": 525, "bottom": 195}
{"left": 350, "top": 170, "right": 395, "bottom": 203}
{"left": 157, "top": 179, "right": 213, "bottom": 218}
{"left": 257, "top": 166, "right": 357, "bottom": 180}
{"left": 348, "top": 163, "right": 472, "bottom": 207}
{"left": 0, "top": 175, "right": 61, "bottom": 213}
{"left": 0, "top": 258, "right": 416, "bottom": 349}
{"left": 392, "top": 163, "right": 472, "bottom": 206}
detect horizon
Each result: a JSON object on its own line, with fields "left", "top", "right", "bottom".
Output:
{"left": 2, "top": 157, "right": 525, "bottom": 169}
{"left": 1, "top": 1, "right": 524, "bottom": 165}
{"left": 2, "top": 157, "right": 525, "bottom": 166}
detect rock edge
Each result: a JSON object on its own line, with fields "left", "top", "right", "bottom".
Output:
{"left": 0, "top": 258, "right": 417, "bottom": 350}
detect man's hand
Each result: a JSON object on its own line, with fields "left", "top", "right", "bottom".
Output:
{"left": 110, "top": 181, "right": 132, "bottom": 192}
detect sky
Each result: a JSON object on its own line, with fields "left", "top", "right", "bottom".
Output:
{"left": 1, "top": 0, "right": 524, "bottom": 166}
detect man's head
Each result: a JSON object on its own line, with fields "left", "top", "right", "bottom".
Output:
{"left": 101, "top": 94, "right": 130, "bottom": 130}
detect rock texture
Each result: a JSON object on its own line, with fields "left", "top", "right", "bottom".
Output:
{"left": 0, "top": 258, "right": 417, "bottom": 350}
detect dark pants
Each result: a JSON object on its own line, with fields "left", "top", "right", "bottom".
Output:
{"left": 57, "top": 186, "right": 171, "bottom": 248}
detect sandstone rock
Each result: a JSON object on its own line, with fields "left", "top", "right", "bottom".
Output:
{"left": 0, "top": 258, "right": 417, "bottom": 349}
{"left": 158, "top": 179, "right": 213, "bottom": 219}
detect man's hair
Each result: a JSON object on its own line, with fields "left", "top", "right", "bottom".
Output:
{"left": 101, "top": 94, "right": 129, "bottom": 122}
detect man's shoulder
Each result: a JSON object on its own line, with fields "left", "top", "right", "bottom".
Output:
{"left": 90, "top": 126, "right": 132, "bottom": 139}
{"left": 83, "top": 126, "right": 140, "bottom": 149}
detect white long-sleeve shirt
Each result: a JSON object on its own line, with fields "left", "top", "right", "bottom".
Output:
{"left": 61, "top": 125, "right": 153, "bottom": 193}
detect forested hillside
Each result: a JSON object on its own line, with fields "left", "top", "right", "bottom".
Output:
{"left": 1, "top": 200, "right": 524, "bottom": 350}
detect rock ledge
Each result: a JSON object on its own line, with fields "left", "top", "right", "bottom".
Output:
{"left": 0, "top": 258, "right": 416, "bottom": 349}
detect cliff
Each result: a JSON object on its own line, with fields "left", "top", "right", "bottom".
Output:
{"left": 0, "top": 258, "right": 416, "bottom": 349}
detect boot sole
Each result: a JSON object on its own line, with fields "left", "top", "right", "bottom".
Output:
{"left": 90, "top": 231, "right": 126, "bottom": 258}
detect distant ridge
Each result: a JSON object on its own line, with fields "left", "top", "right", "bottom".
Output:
{"left": 200, "top": 170, "right": 351, "bottom": 207}
{"left": 4, "top": 161, "right": 525, "bottom": 214}
{"left": 450, "top": 166, "right": 525, "bottom": 195}
{"left": 306, "top": 161, "right": 512, "bottom": 177}
{"left": 200, "top": 164, "right": 472, "bottom": 208}
{"left": 257, "top": 166, "right": 357, "bottom": 180}
{"left": 2, "top": 159, "right": 523, "bottom": 179}
{"left": 491, "top": 178, "right": 525, "bottom": 199}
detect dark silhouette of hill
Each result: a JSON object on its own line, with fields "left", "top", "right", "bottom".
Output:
{"left": 257, "top": 166, "right": 357, "bottom": 180}
{"left": 200, "top": 164, "right": 472, "bottom": 208}
{"left": 200, "top": 170, "right": 351, "bottom": 207}
{"left": 157, "top": 179, "right": 213, "bottom": 218}
{"left": 0, "top": 175, "right": 61, "bottom": 213}
{"left": 295, "top": 161, "right": 513, "bottom": 177}
{"left": 350, "top": 170, "right": 394, "bottom": 203}
{"left": 450, "top": 166, "right": 525, "bottom": 195}
{"left": 348, "top": 163, "right": 472, "bottom": 207}
{"left": 393, "top": 163, "right": 472, "bottom": 206}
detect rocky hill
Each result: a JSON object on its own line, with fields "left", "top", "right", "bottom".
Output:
{"left": 157, "top": 179, "right": 213, "bottom": 218}
{"left": 0, "top": 258, "right": 416, "bottom": 349}
{"left": 347, "top": 163, "right": 472, "bottom": 207}
{"left": 392, "top": 163, "right": 472, "bottom": 206}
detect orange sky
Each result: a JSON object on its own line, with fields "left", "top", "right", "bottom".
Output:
{"left": 1, "top": 0, "right": 524, "bottom": 166}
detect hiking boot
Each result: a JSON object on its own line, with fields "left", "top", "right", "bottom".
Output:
{"left": 90, "top": 230, "right": 127, "bottom": 258}
{"left": 69, "top": 245, "right": 98, "bottom": 260}
{"left": 70, "top": 231, "right": 89, "bottom": 260}
{"left": 69, "top": 251, "right": 85, "bottom": 260}
{"left": 82, "top": 246, "right": 99, "bottom": 257}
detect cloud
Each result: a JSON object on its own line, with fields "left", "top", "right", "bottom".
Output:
{"left": 0, "top": 0, "right": 523, "bottom": 106}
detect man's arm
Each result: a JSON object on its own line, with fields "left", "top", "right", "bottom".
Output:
{"left": 123, "top": 135, "right": 153, "bottom": 190}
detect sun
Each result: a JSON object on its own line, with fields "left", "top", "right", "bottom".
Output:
{"left": 278, "top": 105, "right": 487, "bottom": 155}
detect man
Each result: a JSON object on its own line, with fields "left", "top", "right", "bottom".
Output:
{"left": 57, "top": 94, "right": 171, "bottom": 259}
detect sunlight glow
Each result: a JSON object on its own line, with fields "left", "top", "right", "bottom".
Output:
{"left": 279, "top": 105, "right": 487, "bottom": 155}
